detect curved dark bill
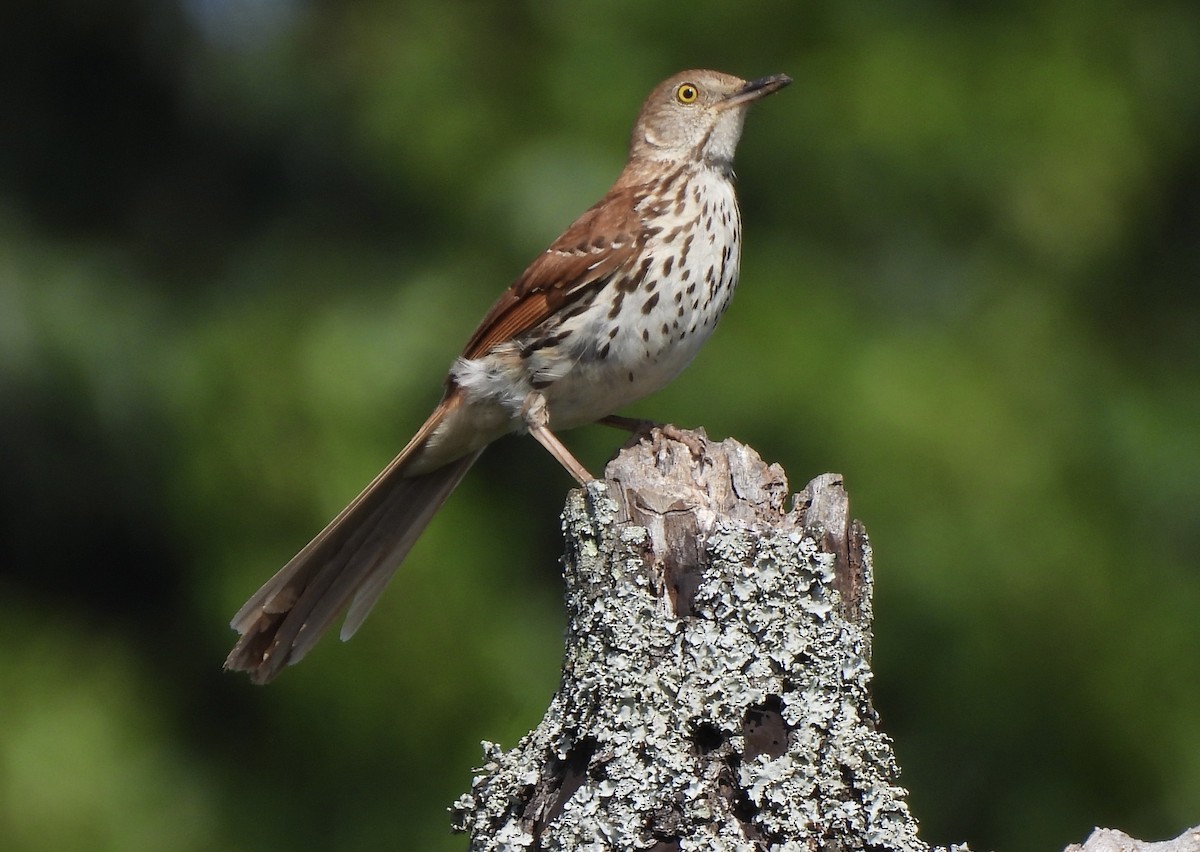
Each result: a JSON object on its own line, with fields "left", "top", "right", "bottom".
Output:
{"left": 725, "top": 73, "right": 792, "bottom": 107}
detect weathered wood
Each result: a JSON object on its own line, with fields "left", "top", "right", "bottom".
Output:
{"left": 451, "top": 426, "right": 936, "bottom": 850}
{"left": 1067, "top": 827, "right": 1200, "bottom": 852}
{"left": 450, "top": 426, "right": 1197, "bottom": 851}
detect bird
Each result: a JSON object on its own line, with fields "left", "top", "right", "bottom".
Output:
{"left": 225, "top": 69, "right": 791, "bottom": 683}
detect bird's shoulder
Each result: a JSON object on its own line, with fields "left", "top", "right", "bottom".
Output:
{"left": 459, "top": 177, "right": 667, "bottom": 360}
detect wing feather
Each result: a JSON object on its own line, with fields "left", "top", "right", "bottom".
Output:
{"left": 461, "top": 184, "right": 647, "bottom": 360}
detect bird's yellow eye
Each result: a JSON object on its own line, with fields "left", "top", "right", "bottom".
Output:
{"left": 675, "top": 83, "right": 699, "bottom": 104}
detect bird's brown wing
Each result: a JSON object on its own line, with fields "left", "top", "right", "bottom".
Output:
{"left": 460, "top": 185, "right": 647, "bottom": 360}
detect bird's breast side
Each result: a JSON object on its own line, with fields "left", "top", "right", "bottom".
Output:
{"left": 452, "top": 171, "right": 743, "bottom": 432}
{"left": 538, "top": 171, "right": 743, "bottom": 428}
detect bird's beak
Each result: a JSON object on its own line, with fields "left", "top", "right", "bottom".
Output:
{"left": 721, "top": 74, "right": 792, "bottom": 109}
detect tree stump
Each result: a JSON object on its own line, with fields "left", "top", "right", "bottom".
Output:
{"left": 450, "top": 426, "right": 1198, "bottom": 851}
{"left": 451, "top": 426, "right": 946, "bottom": 850}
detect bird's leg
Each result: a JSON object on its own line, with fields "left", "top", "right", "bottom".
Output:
{"left": 523, "top": 392, "right": 595, "bottom": 485}
{"left": 598, "top": 414, "right": 659, "bottom": 432}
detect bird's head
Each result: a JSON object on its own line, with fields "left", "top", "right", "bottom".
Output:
{"left": 628, "top": 69, "right": 791, "bottom": 172}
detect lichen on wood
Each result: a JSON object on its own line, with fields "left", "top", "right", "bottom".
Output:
{"left": 451, "top": 427, "right": 959, "bottom": 851}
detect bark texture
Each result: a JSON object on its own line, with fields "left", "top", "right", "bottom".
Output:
{"left": 450, "top": 426, "right": 1197, "bottom": 852}
{"left": 1066, "top": 828, "right": 1200, "bottom": 852}
{"left": 451, "top": 427, "right": 945, "bottom": 850}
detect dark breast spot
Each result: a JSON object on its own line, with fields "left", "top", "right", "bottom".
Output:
{"left": 641, "top": 292, "right": 660, "bottom": 314}
{"left": 658, "top": 166, "right": 683, "bottom": 194}
{"left": 520, "top": 329, "right": 570, "bottom": 358}
{"left": 619, "top": 256, "right": 654, "bottom": 293}
{"left": 680, "top": 234, "right": 694, "bottom": 264}
{"left": 607, "top": 292, "right": 625, "bottom": 319}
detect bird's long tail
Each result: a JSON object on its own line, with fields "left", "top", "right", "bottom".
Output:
{"left": 225, "top": 401, "right": 480, "bottom": 684}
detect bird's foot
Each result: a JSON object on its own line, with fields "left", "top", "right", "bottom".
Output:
{"left": 601, "top": 416, "right": 708, "bottom": 466}
{"left": 653, "top": 423, "right": 709, "bottom": 465}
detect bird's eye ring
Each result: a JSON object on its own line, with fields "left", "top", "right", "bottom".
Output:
{"left": 675, "top": 83, "right": 699, "bottom": 104}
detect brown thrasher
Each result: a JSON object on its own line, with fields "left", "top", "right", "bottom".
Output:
{"left": 226, "top": 69, "right": 790, "bottom": 682}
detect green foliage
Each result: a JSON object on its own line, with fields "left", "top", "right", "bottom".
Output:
{"left": 2, "top": 1, "right": 1197, "bottom": 849}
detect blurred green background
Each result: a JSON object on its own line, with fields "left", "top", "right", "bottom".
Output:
{"left": 2, "top": 1, "right": 1198, "bottom": 850}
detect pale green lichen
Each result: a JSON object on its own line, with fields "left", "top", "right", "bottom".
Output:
{"left": 452, "top": 473, "right": 963, "bottom": 851}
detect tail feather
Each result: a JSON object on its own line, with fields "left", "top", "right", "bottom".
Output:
{"left": 338, "top": 465, "right": 468, "bottom": 640}
{"left": 226, "top": 400, "right": 479, "bottom": 684}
